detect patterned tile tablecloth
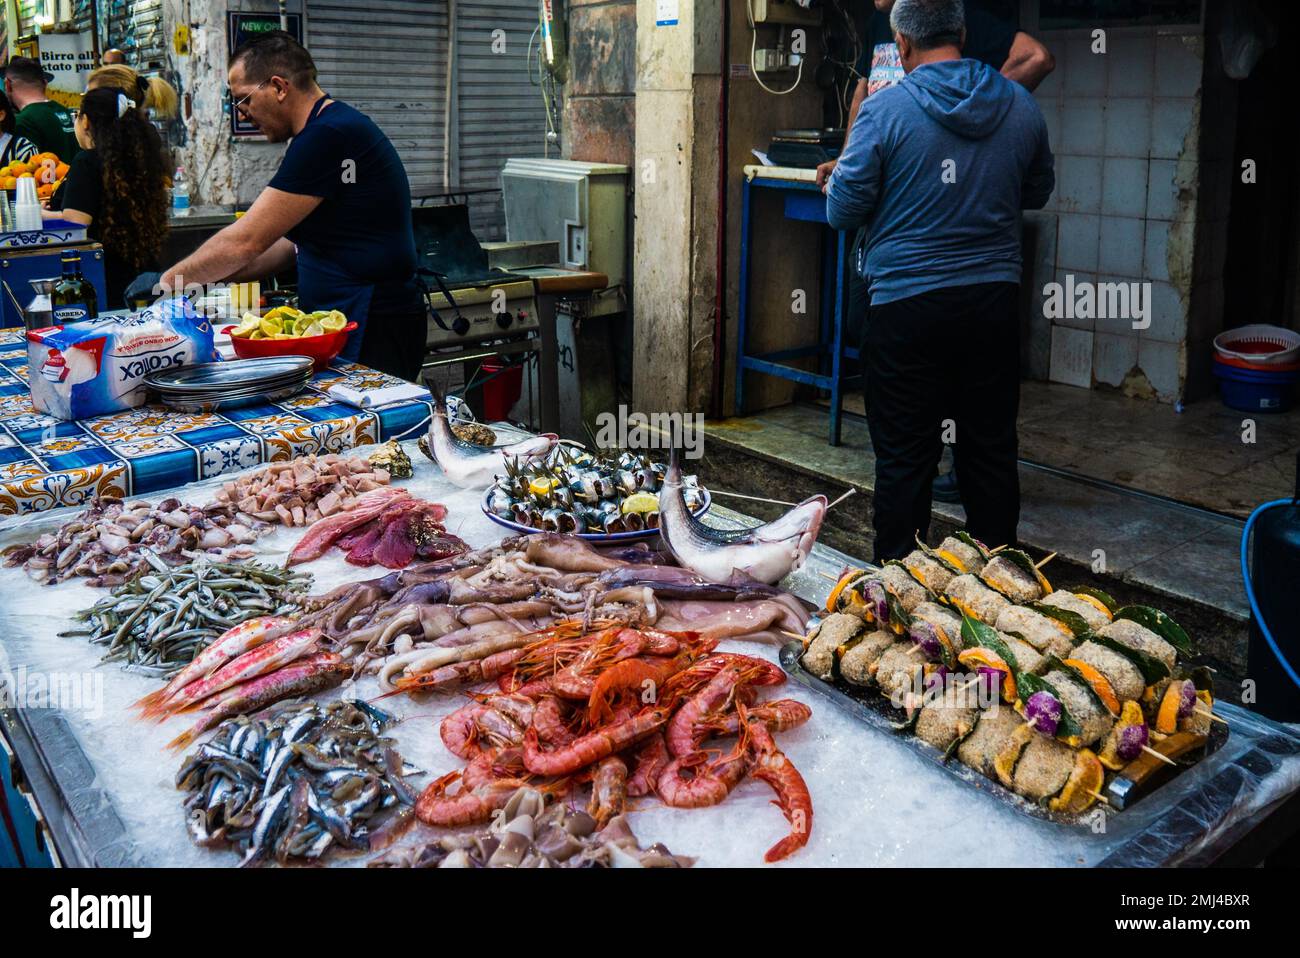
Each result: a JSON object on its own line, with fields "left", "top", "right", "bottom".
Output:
{"left": 0, "top": 328, "right": 432, "bottom": 515}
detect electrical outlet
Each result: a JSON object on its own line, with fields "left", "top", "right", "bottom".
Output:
{"left": 750, "top": 0, "right": 822, "bottom": 26}
{"left": 753, "top": 48, "right": 789, "bottom": 72}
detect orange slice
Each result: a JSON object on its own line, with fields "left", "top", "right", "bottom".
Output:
{"left": 1074, "top": 593, "right": 1114, "bottom": 621}
{"left": 825, "top": 568, "right": 865, "bottom": 613}
{"left": 1049, "top": 748, "right": 1105, "bottom": 814}
{"left": 957, "top": 647, "right": 1017, "bottom": 701}
{"left": 1063, "top": 658, "right": 1120, "bottom": 715}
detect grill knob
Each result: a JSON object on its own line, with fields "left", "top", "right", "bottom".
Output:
{"left": 496, "top": 310, "right": 513, "bottom": 330}
{"left": 452, "top": 315, "right": 470, "bottom": 336}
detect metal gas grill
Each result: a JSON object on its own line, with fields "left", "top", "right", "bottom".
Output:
{"left": 414, "top": 204, "right": 539, "bottom": 349}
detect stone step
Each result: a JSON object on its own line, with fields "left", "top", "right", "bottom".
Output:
{"left": 699, "top": 404, "right": 1251, "bottom": 681}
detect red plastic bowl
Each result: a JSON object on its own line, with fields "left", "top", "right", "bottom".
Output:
{"left": 222, "top": 321, "right": 357, "bottom": 372}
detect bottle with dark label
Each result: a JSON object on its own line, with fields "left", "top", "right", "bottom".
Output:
{"left": 50, "top": 252, "right": 98, "bottom": 324}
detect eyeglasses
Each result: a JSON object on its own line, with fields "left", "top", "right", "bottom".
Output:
{"left": 227, "top": 79, "right": 269, "bottom": 115}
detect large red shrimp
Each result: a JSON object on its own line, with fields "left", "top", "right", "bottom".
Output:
{"left": 656, "top": 742, "right": 749, "bottom": 808}
{"left": 522, "top": 707, "right": 668, "bottom": 777}
{"left": 744, "top": 707, "right": 813, "bottom": 863}
{"left": 626, "top": 732, "right": 671, "bottom": 797}
{"left": 414, "top": 772, "right": 524, "bottom": 827}
{"left": 588, "top": 755, "right": 628, "bottom": 827}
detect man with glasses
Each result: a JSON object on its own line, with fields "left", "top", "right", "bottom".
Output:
{"left": 157, "top": 31, "right": 424, "bottom": 380}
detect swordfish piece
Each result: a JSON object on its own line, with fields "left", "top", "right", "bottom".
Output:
{"left": 427, "top": 389, "right": 556, "bottom": 489}
{"left": 657, "top": 447, "right": 827, "bottom": 585}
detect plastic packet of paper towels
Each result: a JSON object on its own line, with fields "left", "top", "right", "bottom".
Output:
{"left": 26, "top": 297, "right": 218, "bottom": 421}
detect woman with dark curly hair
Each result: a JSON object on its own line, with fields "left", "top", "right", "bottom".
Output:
{"left": 45, "top": 87, "right": 168, "bottom": 308}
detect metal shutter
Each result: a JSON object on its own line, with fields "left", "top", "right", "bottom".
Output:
{"left": 307, "top": 0, "right": 546, "bottom": 241}
{"left": 455, "top": 0, "right": 548, "bottom": 240}
{"left": 307, "top": 0, "right": 449, "bottom": 198}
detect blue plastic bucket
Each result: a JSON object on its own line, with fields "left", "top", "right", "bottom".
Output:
{"left": 1213, "top": 357, "right": 1300, "bottom": 413}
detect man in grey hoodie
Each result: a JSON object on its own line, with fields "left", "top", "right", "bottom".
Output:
{"left": 826, "top": 0, "right": 1053, "bottom": 563}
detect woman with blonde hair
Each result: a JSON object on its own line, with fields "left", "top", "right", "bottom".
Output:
{"left": 86, "top": 64, "right": 178, "bottom": 119}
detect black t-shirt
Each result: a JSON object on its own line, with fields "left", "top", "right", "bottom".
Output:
{"left": 268, "top": 99, "right": 417, "bottom": 298}
{"left": 51, "top": 149, "right": 160, "bottom": 309}
{"left": 855, "top": 0, "right": 1017, "bottom": 83}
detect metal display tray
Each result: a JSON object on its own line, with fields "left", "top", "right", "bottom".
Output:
{"left": 778, "top": 641, "right": 1229, "bottom": 827}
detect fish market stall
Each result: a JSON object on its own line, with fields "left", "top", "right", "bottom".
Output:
{"left": 0, "top": 326, "right": 430, "bottom": 516}
{"left": 2, "top": 436, "right": 1300, "bottom": 868}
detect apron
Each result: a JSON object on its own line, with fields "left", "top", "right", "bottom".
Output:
{"left": 291, "top": 95, "right": 413, "bottom": 364}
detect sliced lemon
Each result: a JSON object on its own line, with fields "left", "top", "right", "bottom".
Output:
{"left": 259, "top": 316, "right": 283, "bottom": 337}
{"left": 319, "top": 310, "right": 347, "bottom": 332}
{"left": 302, "top": 321, "right": 326, "bottom": 338}
{"left": 620, "top": 491, "right": 659, "bottom": 514}
{"left": 528, "top": 476, "right": 558, "bottom": 497}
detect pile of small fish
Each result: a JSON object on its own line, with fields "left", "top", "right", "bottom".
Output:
{"left": 370, "top": 786, "right": 693, "bottom": 868}
{"left": 62, "top": 554, "right": 312, "bottom": 676}
{"left": 176, "top": 699, "right": 420, "bottom": 866}
{"left": 485, "top": 447, "right": 706, "bottom": 535}
{"left": 209, "top": 453, "right": 393, "bottom": 528}
{"left": 2, "top": 496, "right": 272, "bottom": 587}
{"left": 287, "top": 486, "right": 467, "bottom": 569}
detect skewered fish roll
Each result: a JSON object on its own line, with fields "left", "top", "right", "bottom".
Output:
{"left": 933, "top": 535, "right": 990, "bottom": 575}
{"left": 875, "top": 643, "right": 924, "bottom": 702}
{"left": 995, "top": 605, "right": 1075, "bottom": 658}
{"left": 840, "top": 630, "right": 898, "bottom": 687}
{"left": 1039, "top": 590, "right": 1111, "bottom": 632}
{"left": 1097, "top": 618, "right": 1176, "bottom": 671}
{"left": 1069, "top": 640, "right": 1145, "bottom": 702}
{"left": 902, "top": 550, "right": 957, "bottom": 594}
{"left": 980, "top": 553, "right": 1047, "bottom": 603}
{"left": 955, "top": 707, "right": 1024, "bottom": 775}
{"left": 880, "top": 563, "right": 931, "bottom": 613}
{"left": 944, "top": 573, "right": 1013, "bottom": 624}
{"left": 915, "top": 686, "right": 980, "bottom": 752}
{"left": 996, "top": 631, "right": 1046, "bottom": 676}
{"left": 1042, "top": 668, "right": 1115, "bottom": 747}
{"left": 801, "top": 613, "right": 867, "bottom": 680}
{"left": 908, "top": 602, "right": 963, "bottom": 660}
{"left": 1010, "top": 734, "right": 1078, "bottom": 802}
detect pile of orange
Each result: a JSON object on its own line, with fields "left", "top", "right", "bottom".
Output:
{"left": 1, "top": 153, "right": 70, "bottom": 199}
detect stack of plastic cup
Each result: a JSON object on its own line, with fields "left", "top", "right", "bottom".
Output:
{"left": 0, "top": 191, "right": 11, "bottom": 232}
{"left": 14, "top": 178, "right": 43, "bottom": 233}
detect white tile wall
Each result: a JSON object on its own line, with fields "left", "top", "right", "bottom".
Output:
{"left": 1062, "top": 98, "right": 1106, "bottom": 155}
{"left": 1099, "top": 215, "right": 1145, "bottom": 277}
{"left": 1142, "top": 280, "right": 1187, "bottom": 343}
{"left": 1052, "top": 270, "right": 1096, "bottom": 331}
{"left": 1102, "top": 157, "right": 1149, "bottom": 216}
{"left": 1029, "top": 26, "right": 1206, "bottom": 402}
{"left": 1103, "top": 98, "right": 1152, "bottom": 158}
{"left": 1050, "top": 326, "right": 1094, "bottom": 387}
{"left": 1094, "top": 274, "right": 1143, "bottom": 337}
{"left": 1093, "top": 331, "right": 1139, "bottom": 387}
{"left": 1137, "top": 338, "right": 1183, "bottom": 400}
{"left": 1155, "top": 34, "right": 1203, "bottom": 99}
{"left": 1056, "top": 155, "right": 1103, "bottom": 214}
{"left": 1058, "top": 214, "right": 1100, "bottom": 272}
{"left": 1151, "top": 97, "right": 1195, "bottom": 159}
{"left": 1065, "top": 35, "right": 1107, "bottom": 96}
{"left": 1143, "top": 220, "right": 1170, "bottom": 282}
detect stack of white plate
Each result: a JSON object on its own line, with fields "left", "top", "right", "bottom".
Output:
{"left": 146, "top": 356, "right": 314, "bottom": 413}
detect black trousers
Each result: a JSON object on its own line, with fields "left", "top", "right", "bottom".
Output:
{"left": 358, "top": 282, "right": 427, "bottom": 382}
{"left": 863, "top": 281, "right": 1020, "bottom": 563}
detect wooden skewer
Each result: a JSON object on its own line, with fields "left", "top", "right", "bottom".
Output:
{"left": 827, "top": 488, "right": 858, "bottom": 510}
{"left": 1034, "top": 552, "right": 1057, "bottom": 570}
{"left": 905, "top": 643, "right": 926, "bottom": 657}
{"left": 818, "top": 571, "right": 841, "bottom": 583}
{"left": 1140, "top": 744, "right": 1178, "bottom": 767}
{"left": 1087, "top": 789, "right": 1112, "bottom": 805}
{"left": 780, "top": 629, "right": 807, "bottom": 642}
{"left": 1194, "top": 705, "right": 1229, "bottom": 726}
{"left": 990, "top": 544, "right": 1009, "bottom": 554}
{"left": 709, "top": 489, "right": 797, "bottom": 507}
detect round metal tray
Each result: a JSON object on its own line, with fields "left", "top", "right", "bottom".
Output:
{"left": 480, "top": 488, "right": 711, "bottom": 543}
{"left": 145, "top": 356, "right": 314, "bottom": 391}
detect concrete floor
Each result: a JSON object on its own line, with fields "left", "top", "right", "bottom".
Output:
{"left": 834, "top": 382, "right": 1300, "bottom": 519}
{"left": 701, "top": 385, "right": 1277, "bottom": 680}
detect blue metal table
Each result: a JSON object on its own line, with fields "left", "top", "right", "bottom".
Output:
{"left": 734, "top": 165, "right": 858, "bottom": 446}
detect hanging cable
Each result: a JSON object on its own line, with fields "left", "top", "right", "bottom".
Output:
{"left": 747, "top": 0, "right": 803, "bottom": 96}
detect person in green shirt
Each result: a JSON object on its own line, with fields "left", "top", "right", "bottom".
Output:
{"left": 2, "top": 56, "right": 80, "bottom": 162}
